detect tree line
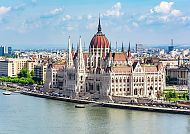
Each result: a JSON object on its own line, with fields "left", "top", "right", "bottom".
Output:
{"left": 0, "top": 68, "right": 44, "bottom": 85}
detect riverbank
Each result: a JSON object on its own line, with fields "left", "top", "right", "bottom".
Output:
{"left": 20, "top": 91, "right": 190, "bottom": 115}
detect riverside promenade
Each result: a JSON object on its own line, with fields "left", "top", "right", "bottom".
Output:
{"left": 20, "top": 91, "right": 190, "bottom": 115}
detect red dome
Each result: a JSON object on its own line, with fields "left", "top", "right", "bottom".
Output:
{"left": 90, "top": 17, "right": 110, "bottom": 49}
{"left": 90, "top": 32, "right": 109, "bottom": 49}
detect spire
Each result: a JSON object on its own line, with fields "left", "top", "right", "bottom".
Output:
{"left": 128, "top": 42, "right": 131, "bottom": 58}
{"left": 98, "top": 14, "right": 102, "bottom": 33}
{"left": 77, "top": 36, "right": 85, "bottom": 71}
{"left": 121, "top": 42, "right": 124, "bottom": 52}
{"left": 109, "top": 41, "right": 112, "bottom": 51}
{"left": 67, "top": 36, "right": 73, "bottom": 67}
{"left": 68, "top": 36, "right": 71, "bottom": 51}
{"left": 79, "top": 36, "right": 82, "bottom": 52}
{"left": 72, "top": 43, "right": 74, "bottom": 51}
{"left": 128, "top": 42, "right": 131, "bottom": 51}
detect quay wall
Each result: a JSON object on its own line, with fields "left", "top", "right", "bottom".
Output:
{"left": 20, "top": 91, "right": 190, "bottom": 115}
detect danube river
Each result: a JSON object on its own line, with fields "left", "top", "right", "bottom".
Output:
{"left": 0, "top": 90, "right": 190, "bottom": 134}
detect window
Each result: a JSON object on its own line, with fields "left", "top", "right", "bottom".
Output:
{"left": 134, "top": 89, "right": 137, "bottom": 95}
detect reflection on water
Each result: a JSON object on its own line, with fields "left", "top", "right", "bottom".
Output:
{"left": 0, "top": 90, "right": 190, "bottom": 134}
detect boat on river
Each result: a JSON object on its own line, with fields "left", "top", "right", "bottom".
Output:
{"left": 2, "top": 91, "right": 12, "bottom": 95}
{"left": 75, "top": 104, "right": 85, "bottom": 108}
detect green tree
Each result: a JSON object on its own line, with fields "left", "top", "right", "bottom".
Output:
{"left": 165, "top": 92, "right": 170, "bottom": 101}
{"left": 30, "top": 70, "right": 34, "bottom": 78}
{"left": 18, "top": 68, "right": 31, "bottom": 78}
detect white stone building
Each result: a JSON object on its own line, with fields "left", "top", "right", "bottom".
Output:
{"left": 45, "top": 18, "right": 166, "bottom": 102}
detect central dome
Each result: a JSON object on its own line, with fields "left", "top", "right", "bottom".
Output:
{"left": 90, "top": 18, "right": 110, "bottom": 49}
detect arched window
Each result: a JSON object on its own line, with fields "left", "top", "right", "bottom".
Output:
{"left": 134, "top": 89, "right": 137, "bottom": 95}
{"left": 148, "top": 77, "right": 150, "bottom": 82}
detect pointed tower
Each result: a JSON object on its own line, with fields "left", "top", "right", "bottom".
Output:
{"left": 121, "top": 42, "right": 124, "bottom": 52}
{"left": 98, "top": 15, "right": 102, "bottom": 33}
{"left": 67, "top": 36, "right": 74, "bottom": 68}
{"left": 76, "top": 36, "right": 86, "bottom": 96}
{"left": 127, "top": 42, "right": 132, "bottom": 66}
{"left": 77, "top": 36, "right": 85, "bottom": 71}
{"left": 128, "top": 42, "right": 132, "bottom": 58}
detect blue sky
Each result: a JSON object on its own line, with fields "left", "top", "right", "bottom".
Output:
{"left": 0, "top": 0, "right": 190, "bottom": 49}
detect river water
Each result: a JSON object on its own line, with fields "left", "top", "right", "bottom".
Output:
{"left": 0, "top": 90, "right": 190, "bottom": 134}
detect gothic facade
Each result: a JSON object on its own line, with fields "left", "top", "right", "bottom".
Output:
{"left": 58, "top": 18, "right": 166, "bottom": 101}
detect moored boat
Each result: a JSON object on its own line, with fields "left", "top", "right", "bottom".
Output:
{"left": 75, "top": 104, "right": 85, "bottom": 108}
{"left": 2, "top": 91, "right": 12, "bottom": 95}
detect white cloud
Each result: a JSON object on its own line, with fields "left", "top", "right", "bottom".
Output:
{"left": 171, "top": 9, "right": 182, "bottom": 17}
{"left": 62, "top": 15, "right": 71, "bottom": 21}
{"left": 0, "top": 6, "right": 11, "bottom": 15}
{"left": 151, "top": 1, "right": 174, "bottom": 14}
{"left": 104, "top": 2, "right": 123, "bottom": 17}
{"left": 87, "top": 15, "right": 92, "bottom": 20}
{"left": 50, "top": 8, "right": 64, "bottom": 15}
{"left": 159, "top": 16, "right": 169, "bottom": 22}
{"left": 65, "top": 15, "right": 71, "bottom": 20}
{"left": 132, "top": 22, "right": 139, "bottom": 27}
{"left": 41, "top": 7, "right": 64, "bottom": 19}
{"left": 139, "top": 1, "right": 190, "bottom": 24}
{"left": 150, "top": 1, "right": 182, "bottom": 17}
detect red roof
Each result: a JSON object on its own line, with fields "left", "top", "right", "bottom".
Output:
{"left": 112, "top": 67, "right": 132, "bottom": 73}
{"left": 144, "top": 66, "right": 158, "bottom": 72}
{"left": 113, "top": 53, "right": 127, "bottom": 62}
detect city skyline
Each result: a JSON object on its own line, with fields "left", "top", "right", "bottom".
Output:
{"left": 0, "top": 0, "right": 190, "bottom": 48}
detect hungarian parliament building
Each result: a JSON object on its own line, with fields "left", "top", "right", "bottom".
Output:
{"left": 44, "top": 18, "right": 166, "bottom": 102}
